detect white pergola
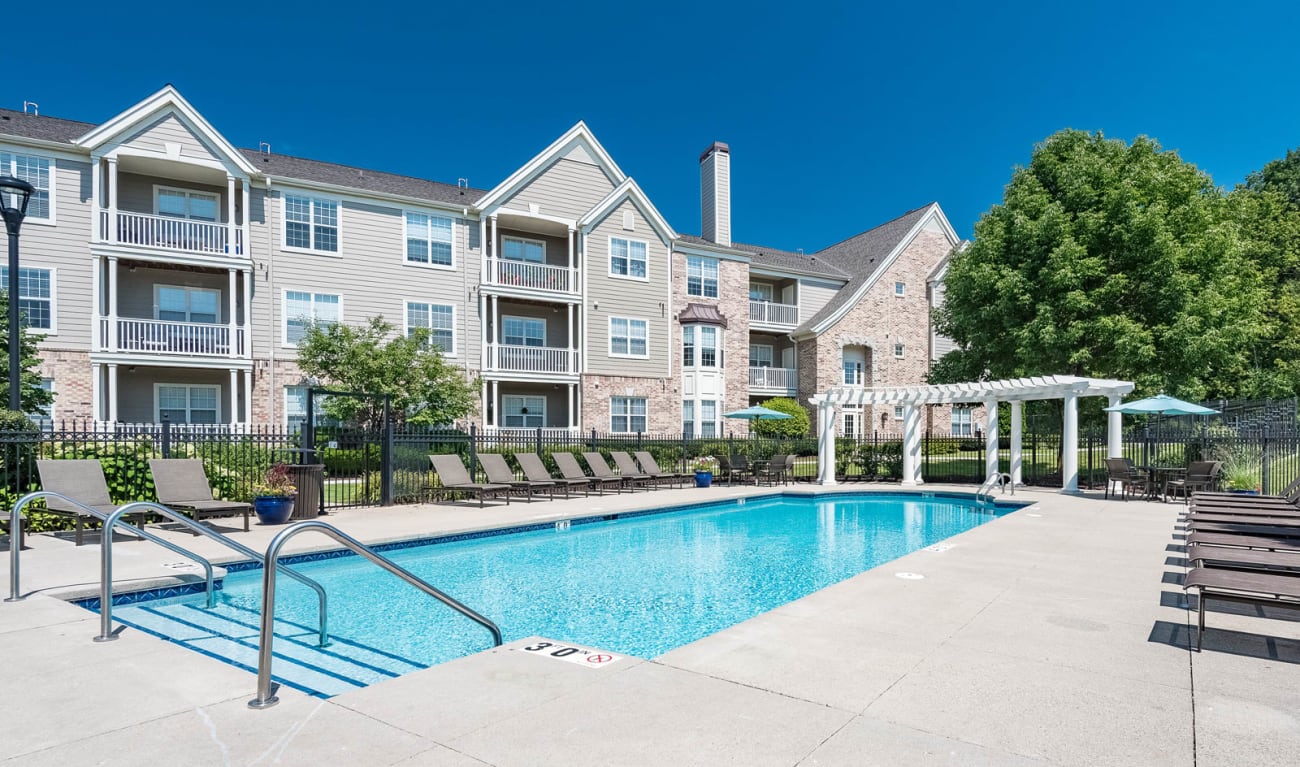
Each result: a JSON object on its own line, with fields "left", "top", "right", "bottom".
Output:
{"left": 809, "top": 375, "right": 1135, "bottom": 493}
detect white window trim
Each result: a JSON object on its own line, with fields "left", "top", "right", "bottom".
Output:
{"left": 153, "top": 284, "right": 221, "bottom": 324}
{"left": 893, "top": 342, "right": 905, "bottom": 359}
{"left": 749, "top": 282, "right": 774, "bottom": 302}
{"left": 3, "top": 264, "right": 57, "bottom": 335}
{"left": 403, "top": 299, "right": 457, "bottom": 357}
{"left": 893, "top": 405, "right": 905, "bottom": 420}
{"left": 682, "top": 324, "right": 721, "bottom": 369}
{"left": 686, "top": 255, "right": 720, "bottom": 298}
{"left": 154, "top": 382, "right": 222, "bottom": 424}
{"left": 501, "top": 235, "right": 547, "bottom": 263}
{"left": 0, "top": 150, "right": 55, "bottom": 226}
{"left": 749, "top": 343, "right": 774, "bottom": 368}
{"left": 608, "top": 316, "right": 650, "bottom": 359}
{"left": 403, "top": 209, "right": 457, "bottom": 270}
{"left": 894, "top": 281, "right": 906, "bottom": 297}
{"left": 502, "top": 394, "right": 547, "bottom": 428}
{"left": 281, "top": 289, "right": 343, "bottom": 348}
{"left": 280, "top": 190, "right": 342, "bottom": 257}
{"left": 608, "top": 235, "right": 649, "bottom": 282}
{"left": 153, "top": 184, "right": 221, "bottom": 222}
{"left": 609, "top": 396, "right": 648, "bottom": 434}
{"left": 501, "top": 314, "right": 547, "bottom": 347}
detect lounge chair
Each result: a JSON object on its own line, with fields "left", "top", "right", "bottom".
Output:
{"left": 635, "top": 451, "right": 688, "bottom": 487}
{"left": 516, "top": 452, "right": 587, "bottom": 497}
{"left": 716, "top": 455, "right": 752, "bottom": 486}
{"left": 1187, "top": 543, "right": 1300, "bottom": 572}
{"left": 149, "top": 459, "right": 252, "bottom": 532}
{"left": 1187, "top": 531, "right": 1300, "bottom": 552}
{"left": 553, "top": 452, "right": 622, "bottom": 495}
{"left": 478, "top": 453, "right": 555, "bottom": 502}
{"left": 1194, "top": 475, "right": 1300, "bottom": 504}
{"left": 1166, "top": 461, "right": 1222, "bottom": 503}
{"left": 36, "top": 459, "right": 149, "bottom": 545}
{"left": 1104, "top": 458, "right": 1149, "bottom": 500}
{"left": 426, "top": 455, "right": 512, "bottom": 507}
{"left": 1184, "top": 566, "right": 1300, "bottom": 650}
{"left": 610, "top": 451, "right": 659, "bottom": 489}
{"left": 583, "top": 452, "right": 649, "bottom": 491}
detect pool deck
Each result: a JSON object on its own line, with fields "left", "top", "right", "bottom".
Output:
{"left": 2, "top": 484, "right": 1298, "bottom": 766}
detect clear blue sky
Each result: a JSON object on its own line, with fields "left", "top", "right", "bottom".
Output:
{"left": 8, "top": 0, "right": 1299, "bottom": 250}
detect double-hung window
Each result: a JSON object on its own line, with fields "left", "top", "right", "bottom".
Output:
{"left": 749, "top": 344, "right": 773, "bottom": 368}
{"left": 700, "top": 400, "right": 717, "bottom": 437}
{"left": 0, "top": 152, "right": 51, "bottom": 221}
{"left": 284, "top": 194, "right": 338, "bottom": 252}
{"left": 502, "top": 316, "right": 545, "bottom": 347}
{"left": 156, "top": 285, "right": 219, "bottom": 324}
{"left": 611, "top": 396, "right": 647, "bottom": 433}
{"left": 682, "top": 400, "right": 695, "bottom": 437}
{"left": 749, "top": 283, "right": 774, "bottom": 302}
{"left": 156, "top": 187, "right": 218, "bottom": 221}
{"left": 502, "top": 236, "right": 545, "bottom": 263}
{"left": 157, "top": 384, "right": 219, "bottom": 424}
{"left": 0, "top": 266, "right": 53, "bottom": 331}
{"left": 503, "top": 395, "right": 546, "bottom": 428}
{"left": 405, "top": 212, "right": 453, "bottom": 266}
{"left": 951, "top": 406, "right": 973, "bottom": 437}
{"left": 284, "top": 291, "right": 340, "bottom": 345}
{"left": 407, "top": 301, "right": 454, "bottom": 353}
{"left": 609, "top": 237, "right": 647, "bottom": 279}
{"left": 610, "top": 317, "right": 647, "bottom": 357}
{"left": 687, "top": 256, "right": 719, "bottom": 297}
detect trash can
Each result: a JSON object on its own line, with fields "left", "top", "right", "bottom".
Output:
{"left": 288, "top": 464, "right": 325, "bottom": 520}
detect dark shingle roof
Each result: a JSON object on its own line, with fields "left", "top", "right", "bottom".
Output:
{"left": 734, "top": 241, "right": 849, "bottom": 280}
{"left": 239, "top": 149, "right": 486, "bottom": 206}
{"left": 0, "top": 108, "right": 95, "bottom": 144}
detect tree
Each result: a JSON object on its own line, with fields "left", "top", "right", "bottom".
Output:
{"left": 750, "top": 397, "right": 812, "bottom": 438}
{"left": 294, "top": 317, "right": 477, "bottom": 428}
{"left": 1245, "top": 147, "right": 1300, "bottom": 209}
{"left": 0, "top": 291, "right": 54, "bottom": 418}
{"left": 934, "top": 129, "right": 1271, "bottom": 401}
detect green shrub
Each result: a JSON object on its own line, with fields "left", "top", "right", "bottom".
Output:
{"left": 750, "top": 398, "right": 812, "bottom": 438}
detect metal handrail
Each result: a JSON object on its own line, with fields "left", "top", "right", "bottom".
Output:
{"left": 99, "top": 502, "right": 330, "bottom": 646}
{"left": 976, "top": 473, "right": 1014, "bottom": 503}
{"left": 249, "top": 520, "right": 503, "bottom": 709}
{"left": 6, "top": 491, "right": 215, "bottom": 607}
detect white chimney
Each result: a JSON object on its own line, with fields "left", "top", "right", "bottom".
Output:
{"left": 700, "top": 141, "right": 731, "bottom": 247}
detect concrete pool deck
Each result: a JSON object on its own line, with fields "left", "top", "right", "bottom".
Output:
{"left": 1, "top": 485, "right": 1298, "bottom": 765}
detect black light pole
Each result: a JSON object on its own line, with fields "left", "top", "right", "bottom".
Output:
{"left": 0, "top": 176, "right": 35, "bottom": 412}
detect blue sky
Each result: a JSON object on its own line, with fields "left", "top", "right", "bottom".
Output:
{"left": 8, "top": 0, "right": 1299, "bottom": 250}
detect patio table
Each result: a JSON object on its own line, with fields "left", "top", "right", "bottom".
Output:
{"left": 1138, "top": 466, "right": 1186, "bottom": 502}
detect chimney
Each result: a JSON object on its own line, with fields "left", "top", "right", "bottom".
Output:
{"left": 700, "top": 141, "right": 731, "bottom": 247}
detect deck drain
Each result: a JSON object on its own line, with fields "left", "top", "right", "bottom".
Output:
{"left": 895, "top": 572, "right": 925, "bottom": 580}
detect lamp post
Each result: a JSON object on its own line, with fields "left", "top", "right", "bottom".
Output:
{"left": 0, "top": 176, "right": 35, "bottom": 412}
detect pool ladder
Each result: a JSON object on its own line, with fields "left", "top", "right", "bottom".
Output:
{"left": 976, "top": 472, "right": 1014, "bottom": 504}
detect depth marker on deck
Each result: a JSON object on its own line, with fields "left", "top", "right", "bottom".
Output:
{"left": 513, "top": 640, "right": 624, "bottom": 668}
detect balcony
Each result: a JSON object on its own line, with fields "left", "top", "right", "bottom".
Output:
{"left": 749, "top": 300, "right": 799, "bottom": 328}
{"left": 486, "top": 344, "right": 579, "bottom": 375}
{"left": 484, "top": 259, "right": 577, "bottom": 295}
{"left": 98, "top": 318, "right": 247, "bottom": 357}
{"left": 749, "top": 366, "right": 798, "bottom": 394}
{"left": 100, "top": 211, "right": 243, "bottom": 257}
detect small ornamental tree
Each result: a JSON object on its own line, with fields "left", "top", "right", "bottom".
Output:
{"left": 751, "top": 397, "right": 812, "bottom": 438}
{"left": 0, "top": 291, "right": 54, "bottom": 418}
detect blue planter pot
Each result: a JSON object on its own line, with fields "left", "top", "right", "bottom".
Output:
{"left": 253, "top": 496, "right": 295, "bottom": 525}
{"left": 694, "top": 471, "right": 713, "bottom": 488}
{"left": 1228, "top": 489, "right": 1260, "bottom": 495}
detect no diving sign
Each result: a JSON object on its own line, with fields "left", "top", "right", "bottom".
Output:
{"left": 513, "top": 640, "right": 624, "bottom": 669}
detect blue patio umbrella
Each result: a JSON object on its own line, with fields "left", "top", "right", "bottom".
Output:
{"left": 1103, "top": 394, "right": 1219, "bottom": 416}
{"left": 723, "top": 406, "right": 793, "bottom": 420}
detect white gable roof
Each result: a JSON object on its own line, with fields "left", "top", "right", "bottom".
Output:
{"left": 475, "top": 121, "right": 627, "bottom": 213}
{"left": 578, "top": 178, "right": 677, "bottom": 243}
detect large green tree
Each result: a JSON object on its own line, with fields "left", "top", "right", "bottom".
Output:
{"left": 0, "top": 291, "right": 54, "bottom": 418}
{"left": 933, "top": 130, "right": 1272, "bottom": 400}
{"left": 1245, "top": 147, "right": 1300, "bottom": 208}
{"left": 294, "top": 317, "right": 477, "bottom": 428}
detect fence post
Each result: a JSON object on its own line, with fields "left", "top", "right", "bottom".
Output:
{"left": 161, "top": 416, "right": 172, "bottom": 458}
{"left": 1261, "top": 424, "right": 1271, "bottom": 495}
{"left": 468, "top": 423, "right": 479, "bottom": 481}
{"left": 536, "top": 426, "right": 543, "bottom": 458}
{"left": 637, "top": 431, "right": 643, "bottom": 450}
{"left": 590, "top": 428, "right": 597, "bottom": 450}
{"left": 681, "top": 429, "right": 688, "bottom": 473}
{"left": 379, "top": 397, "right": 394, "bottom": 506}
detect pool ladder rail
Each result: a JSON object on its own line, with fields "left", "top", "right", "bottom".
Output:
{"left": 976, "top": 473, "right": 1014, "bottom": 504}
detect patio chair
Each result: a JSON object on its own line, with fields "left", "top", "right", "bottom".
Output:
{"left": 610, "top": 451, "right": 660, "bottom": 489}
{"left": 478, "top": 453, "right": 555, "bottom": 502}
{"left": 1166, "top": 461, "right": 1222, "bottom": 504}
{"left": 516, "top": 452, "right": 587, "bottom": 497}
{"left": 716, "top": 455, "right": 752, "bottom": 486}
{"left": 583, "top": 452, "right": 650, "bottom": 491}
{"left": 553, "top": 452, "right": 622, "bottom": 495}
{"left": 635, "top": 451, "right": 687, "bottom": 487}
{"left": 426, "top": 455, "right": 512, "bottom": 507}
{"left": 35, "top": 459, "right": 149, "bottom": 546}
{"left": 1104, "top": 458, "right": 1149, "bottom": 501}
{"left": 1184, "top": 566, "right": 1300, "bottom": 650}
{"left": 754, "top": 455, "right": 789, "bottom": 486}
{"left": 148, "top": 459, "right": 252, "bottom": 532}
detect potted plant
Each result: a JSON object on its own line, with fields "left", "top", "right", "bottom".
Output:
{"left": 1220, "top": 447, "right": 1261, "bottom": 495}
{"left": 252, "top": 463, "right": 298, "bottom": 524}
{"left": 694, "top": 457, "right": 717, "bottom": 488}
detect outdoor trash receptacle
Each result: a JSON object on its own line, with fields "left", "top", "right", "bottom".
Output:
{"left": 287, "top": 464, "right": 325, "bottom": 519}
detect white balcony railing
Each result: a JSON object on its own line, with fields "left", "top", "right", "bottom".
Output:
{"left": 486, "top": 259, "right": 576, "bottom": 293}
{"left": 99, "top": 317, "right": 246, "bottom": 357}
{"left": 749, "top": 366, "right": 798, "bottom": 391}
{"left": 101, "top": 211, "right": 243, "bottom": 256}
{"left": 749, "top": 300, "right": 799, "bottom": 327}
{"left": 483, "top": 426, "right": 579, "bottom": 437}
{"left": 487, "top": 344, "right": 578, "bottom": 374}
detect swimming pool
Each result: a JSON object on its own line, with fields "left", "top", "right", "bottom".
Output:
{"left": 91, "top": 492, "right": 1022, "bottom": 697}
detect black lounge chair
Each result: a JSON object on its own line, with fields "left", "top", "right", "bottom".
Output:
{"left": 1187, "top": 531, "right": 1300, "bottom": 552}
{"left": 36, "top": 459, "right": 149, "bottom": 545}
{"left": 1193, "top": 475, "right": 1300, "bottom": 504}
{"left": 584, "top": 452, "right": 650, "bottom": 491}
{"left": 610, "top": 451, "right": 661, "bottom": 488}
{"left": 1184, "top": 566, "right": 1300, "bottom": 650}
{"left": 427, "top": 455, "right": 512, "bottom": 507}
{"left": 149, "top": 459, "right": 252, "bottom": 532}
{"left": 516, "top": 452, "right": 586, "bottom": 497}
{"left": 1187, "top": 543, "right": 1300, "bottom": 572}
{"left": 635, "top": 451, "right": 687, "bottom": 487}
{"left": 553, "top": 452, "right": 622, "bottom": 495}
{"left": 478, "top": 453, "right": 555, "bottom": 502}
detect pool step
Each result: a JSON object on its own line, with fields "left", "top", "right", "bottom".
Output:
{"left": 112, "top": 600, "right": 426, "bottom": 697}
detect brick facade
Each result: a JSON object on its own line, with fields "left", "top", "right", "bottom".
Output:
{"left": 581, "top": 374, "right": 678, "bottom": 434}
{"left": 669, "top": 252, "right": 750, "bottom": 436}
{"left": 38, "top": 349, "right": 94, "bottom": 422}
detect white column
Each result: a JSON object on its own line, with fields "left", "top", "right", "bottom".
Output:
{"left": 817, "top": 401, "right": 838, "bottom": 486}
{"left": 91, "top": 159, "right": 102, "bottom": 241}
{"left": 227, "top": 268, "right": 238, "bottom": 358}
{"left": 106, "top": 364, "right": 119, "bottom": 424}
{"left": 492, "top": 380, "right": 500, "bottom": 429}
{"left": 242, "top": 269, "right": 253, "bottom": 357}
{"left": 91, "top": 255, "right": 102, "bottom": 351}
{"left": 91, "top": 363, "right": 103, "bottom": 422}
{"left": 106, "top": 158, "right": 118, "bottom": 243}
{"left": 479, "top": 219, "right": 488, "bottom": 283}
{"left": 489, "top": 215, "right": 498, "bottom": 283}
{"left": 243, "top": 369, "right": 253, "bottom": 424}
{"left": 984, "top": 398, "right": 999, "bottom": 480}
{"left": 228, "top": 368, "right": 239, "bottom": 424}
{"left": 241, "top": 179, "right": 251, "bottom": 256}
{"left": 106, "top": 257, "right": 119, "bottom": 351}
{"left": 902, "top": 402, "right": 922, "bottom": 486}
{"left": 1010, "top": 400, "right": 1024, "bottom": 487}
{"left": 480, "top": 378, "right": 488, "bottom": 429}
{"left": 568, "top": 384, "right": 575, "bottom": 429}
{"left": 567, "top": 227, "right": 575, "bottom": 290}
{"left": 490, "top": 294, "right": 499, "bottom": 370}
{"left": 1107, "top": 394, "right": 1123, "bottom": 458}
{"left": 226, "top": 175, "right": 237, "bottom": 253}
{"left": 1062, "top": 392, "right": 1080, "bottom": 493}
{"left": 567, "top": 302, "right": 575, "bottom": 373}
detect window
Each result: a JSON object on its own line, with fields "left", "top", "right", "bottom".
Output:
{"left": 687, "top": 256, "right": 719, "bottom": 297}
{"left": 284, "top": 194, "right": 338, "bottom": 252}
{"left": 502, "top": 236, "right": 545, "bottom": 263}
{"left": 284, "top": 386, "right": 340, "bottom": 433}
{"left": 609, "top": 237, "right": 647, "bottom": 279}
{"left": 682, "top": 325, "right": 719, "bottom": 368}
{"left": 157, "top": 384, "right": 219, "bottom": 424}
{"left": 0, "top": 152, "right": 51, "bottom": 221}
{"left": 156, "top": 285, "right": 219, "bottom": 324}
{"left": 894, "top": 405, "right": 905, "bottom": 420}
{"left": 749, "top": 344, "right": 773, "bottom": 368}
{"left": 503, "top": 316, "right": 545, "bottom": 347}
{"left": 406, "top": 301, "right": 454, "bottom": 353}
{"left": 894, "top": 281, "right": 906, "bottom": 297}
{"left": 503, "top": 395, "right": 546, "bottom": 428}
{"left": 749, "top": 283, "right": 774, "bottom": 302}
{"left": 843, "top": 359, "right": 864, "bottom": 385}
{"left": 682, "top": 400, "right": 694, "bottom": 437}
{"left": 0, "top": 266, "right": 52, "bottom": 330}
{"left": 894, "top": 342, "right": 905, "bottom": 358}
{"left": 610, "top": 396, "right": 646, "bottom": 433}
{"left": 32, "top": 378, "right": 53, "bottom": 430}
{"left": 156, "top": 187, "right": 218, "bottom": 222}
{"left": 842, "top": 407, "right": 860, "bottom": 438}
{"left": 952, "top": 406, "right": 974, "bottom": 437}
{"left": 610, "top": 317, "right": 648, "bottom": 357}
{"left": 406, "top": 212, "right": 453, "bottom": 266}
{"left": 701, "top": 400, "right": 717, "bottom": 437}
{"left": 284, "top": 291, "right": 340, "bottom": 345}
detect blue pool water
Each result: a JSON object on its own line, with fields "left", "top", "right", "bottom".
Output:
{"left": 99, "top": 492, "right": 1020, "bottom": 696}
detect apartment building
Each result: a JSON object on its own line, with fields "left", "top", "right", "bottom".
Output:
{"left": 0, "top": 86, "right": 964, "bottom": 436}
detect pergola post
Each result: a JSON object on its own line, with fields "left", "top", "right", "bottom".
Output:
{"left": 1062, "top": 391, "right": 1080, "bottom": 493}
{"left": 1009, "top": 400, "right": 1023, "bottom": 486}
{"left": 1107, "top": 394, "right": 1123, "bottom": 459}
{"left": 816, "top": 400, "right": 837, "bottom": 486}
{"left": 984, "top": 398, "right": 999, "bottom": 480}
{"left": 902, "top": 402, "right": 922, "bottom": 486}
